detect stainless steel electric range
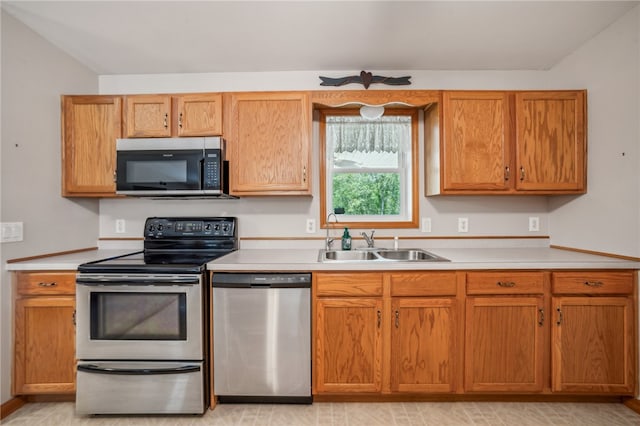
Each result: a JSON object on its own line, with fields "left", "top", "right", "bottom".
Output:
{"left": 75, "top": 217, "right": 237, "bottom": 415}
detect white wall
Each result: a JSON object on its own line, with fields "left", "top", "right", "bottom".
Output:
{"left": 0, "top": 12, "right": 100, "bottom": 404}
{"left": 547, "top": 6, "right": 640, "bottom": 258}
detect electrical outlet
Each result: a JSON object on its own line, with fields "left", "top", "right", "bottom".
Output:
{"left": 115, "top": 219, "right": 126, "bottom": 234}
{"left": 421, "top": 217, "right": 432, "bottom": 233}
{"left": 1, "top": 222, "right": 23, "bottom": 243}
{"left": 457, "top": 217, "right": 469, "bottom": 233}
{"left": 305, "top": 219, "right": 316, "bottom": 234}
{"left": 529, "top": 216, "right": 540, "bottom": 232}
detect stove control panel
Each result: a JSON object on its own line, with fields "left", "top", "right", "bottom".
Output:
{"left": 145, "top": 217, "right": 236, "bottom": 238}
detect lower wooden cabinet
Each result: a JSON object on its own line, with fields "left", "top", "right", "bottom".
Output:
{"left": 314, "top": 271, "right": 460, "bottom": 395}
{"left": 551, "top": 271, "right": 636, "bottom": 394}
{"left": 315, "top": 297, "right": 383, "bottom": 393}
{"left": 465, "top": 295, "right": 545, "bottom": 392}
{"left": 13, "top": 272, "right": 76, "bottom": 395}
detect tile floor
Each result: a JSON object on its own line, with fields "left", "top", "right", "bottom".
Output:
{"left": 2, "top": 401, "right": 640, "bottom": 425}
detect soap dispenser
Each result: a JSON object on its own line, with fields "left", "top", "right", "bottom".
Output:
{"left": 341, "top": 228, "right": 352, "bottom": 250}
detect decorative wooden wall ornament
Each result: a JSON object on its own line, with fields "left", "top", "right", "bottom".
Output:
{"left": 319, "top": 71, "right": 411, "bottom": 89}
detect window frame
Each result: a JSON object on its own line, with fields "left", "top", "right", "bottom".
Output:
{"left": 319, "top": 108, "right": 419, "bottom": 230}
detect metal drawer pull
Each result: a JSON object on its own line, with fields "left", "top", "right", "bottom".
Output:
{"left": 497, "top": 281, "right": 516, "bottom": 287}
{"left": 178, "top": 112, "right": 183, "bottom": 128}
{"left": 504, "top": 166, "right": 510, "bottom": 181}
{"left": 520, "top": 167, "right": 525, "bottom": 181}
{"left": 538, "top": 308, "right": 544, "bottom": 326}
{"left": 38, "top": 282, "right": 57, "bottom": 287}
{"left": 584, "top": 281, "right": 604, "bottom": 287}
{"left": 377, "top": 310, "right": 381, "bottom": 328}
{"left": 395, "top": 310, "right": 399, "bottom": 328}
{"left": 556, "top": 307, "right": 563, "bottom": 325}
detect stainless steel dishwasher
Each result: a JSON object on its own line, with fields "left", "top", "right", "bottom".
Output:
{"left": 212, "top": 272, "right": 311, "bottom": 403}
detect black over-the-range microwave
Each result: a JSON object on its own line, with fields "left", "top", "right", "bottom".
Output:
{"left": 115, "top": 137, "right": 228, "bottom": 196}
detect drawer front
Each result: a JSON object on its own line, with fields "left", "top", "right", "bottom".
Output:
{"left": 552, "top": 271, "right": 634, "bottom": 295}
{"left": 315, "top": 273, "right": 383, "bottom": 297}
{"left": 466, "top": 272, "right": 545, "bottom": 295}
{"left": 16, "top": 272, "right": 76, "bottom": 296}
{"left": 390, "top": 272, "right": 457, "bottom": 296}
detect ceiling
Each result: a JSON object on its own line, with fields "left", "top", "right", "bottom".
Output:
{"left": 2, "top": 1, "right": 638, "bottom": 75}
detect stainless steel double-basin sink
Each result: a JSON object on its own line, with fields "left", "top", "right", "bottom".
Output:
{"left": 318, "top": 248, "right": 450, "bottom": 263}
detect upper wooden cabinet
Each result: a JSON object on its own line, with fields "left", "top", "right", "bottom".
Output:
{"left": 224, "top": 91, "right": 312, "bottom": 195}
{"left": 440, "top": 91, "right": 512, "bottom": 192}
{"left": 514, "top": 91, "right": 586, "bottom": 192}
{"left": 123, "top": 93, "right": 222, "bottom": 137}
{"left": 426, "top": 90, "right": 586, "bottom": 195}
{"left": 61, "top": 95, "right": 122, "bottom": 197}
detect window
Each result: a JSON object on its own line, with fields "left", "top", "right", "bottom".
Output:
{"left": 319, "top": 108, "right": 419, "bottom": 229}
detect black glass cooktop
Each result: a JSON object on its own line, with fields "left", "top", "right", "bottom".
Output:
{"left": 77, "top": 250, "right": 231, "bottom": 274}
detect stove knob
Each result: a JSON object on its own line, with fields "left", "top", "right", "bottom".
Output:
{"left": 148, "top": 224, "right": 155, "bottom": 233}
{"left": 204, "top": 223, "right": 212, "bottom": 231}
{"left": 157, "top": 224, "right": 164, "bottom": 232}
{"left": 214, "top": 224, "right": 221, "bottom": 231}
{"left": 222, "top": 224, "right": 230, "bottom": 233}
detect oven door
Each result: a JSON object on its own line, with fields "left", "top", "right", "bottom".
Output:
{"left": 115, "top": 138, "right": 204, "bottom": 195}
{"left": 76, "top": 274, "right": 203, "bottom": 360}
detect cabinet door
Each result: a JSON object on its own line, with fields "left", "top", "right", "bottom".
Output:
{"left": 124, "top": 95, "right": 172, "bottom": 137}
{"left": 225, "top": 92, "right": 311, "bottom": 195}
{"left": 62, "top": 95, "right": 121, "bottom": 197}
{"left": 552, "top": 296, "right": 635, "bottom": 394}
{"left": 175, "top": 93, "right": 222, "bottom": 136}
{"left": 441, "top": 91, "right": 511, "bottom": 192}
{"left": 315, "top": 298, "right": 383, "bottom": 393}
{"left": 391, "top": 298, "right": 457, "bottom": 393}
{"left": 14, "top": 297, "right": 76, "bottom": 394}
{"left": 515, "top": 91, "right": 586, "bottom": 192}
{"left": 465, "top": 296, "right": 545, "bottom": 392}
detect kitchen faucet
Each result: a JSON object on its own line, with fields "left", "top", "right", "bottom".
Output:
{"left": 325, "top": 213, "right": 338, "bottom": 250}
{"left": 361, "top": 230, "right": 375, "bottom": 248}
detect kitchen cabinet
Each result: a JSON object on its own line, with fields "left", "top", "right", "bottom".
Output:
{"left": 224, "top": 91, "right": 312, "bottom": 195}
{"left": 61, "top": 95, "right": 122, "bottom": 197}
{"left": 426, "top": 90, "right": 586, "bottom": 195}
{"left": 123, "top": 93, "right": 222, "bottom": 137}
{"left": 464, "top": 272, "right": 547, "bottom": 392}
{"left": 551, "top": 271, "right": 636, "bottom": 394}
{"left": 314, "top": 271, "right": 460, "bottom": 394}
{"left": 389, "top": 272, "right": 460, "bottom": 393}
{"left": 314, "top": 273, "right": 383, "bottom": 393}
{"left": 13, "top": 272, "right": 76, "bottom": 395}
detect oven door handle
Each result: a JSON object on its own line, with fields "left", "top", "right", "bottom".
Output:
{"left": 77, "top": 364, "right": 201, "bottom": 375}
{"left": 76, "top": 275, "right": 200, "bottom": 285}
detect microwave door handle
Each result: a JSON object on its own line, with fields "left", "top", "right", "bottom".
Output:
{"left": 77, "top": 364, "right": 201, "bottom": 375}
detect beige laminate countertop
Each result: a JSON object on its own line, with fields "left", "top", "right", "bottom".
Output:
{"left": 5, "top": 247, "right": 639, "bottom": 272}
{"left": 207, "top": 247, "right": 640, "bottom": 271}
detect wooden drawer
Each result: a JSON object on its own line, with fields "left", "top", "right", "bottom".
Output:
{"left": 552, "top": 271, "right": 634, "bottom": 295}
{"left": 16, "top": 272, "right": 76, "bottom": 296}
{"left": 315, "top": 272, "right": 383, "bottom": 297}
{"left": 390, "top": 272, "right": 457, "bottom": 297}
{"left": 466, "top": 272, "right": 545, "bottom": 295}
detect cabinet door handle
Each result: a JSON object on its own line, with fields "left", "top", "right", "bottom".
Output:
{"left": 72, "top": 310, "right": 76, "bottom": 326}
{"left": 520, "top": 167, "right": 525, "bottom": 181}
{"left": 497, "top": 281, "right": 515, "bottom": 288}
{"left": 538, "top": 308, "right": 544, "bottom": 326}
{"left": 178, "top": 112, "right": 183, "bottom": 128}
{"left": 163, "top": 113, "right": 168, "bottom": 129}
{"left": 584, "top": 281, "right": 604, "bottom": 287}
{"left": 377, "top": 310, "right": 381, "bottom": 328}
{"left": 504, "top": 166, "right": 510, "bottom": 181}
{"left": 303, "top": 166, "right": 307, "bottom": 183}
{"left": 113, "top": 171, "right": 117, "bottom": 183}
{"left": 556, "top": 307, "right": 563, "bottom": 325}
{"left": 394, "top": 310, "right": 399, "bottom": 328}
{"left": 38, "top": 282, "right": 57, "bottom": 287}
